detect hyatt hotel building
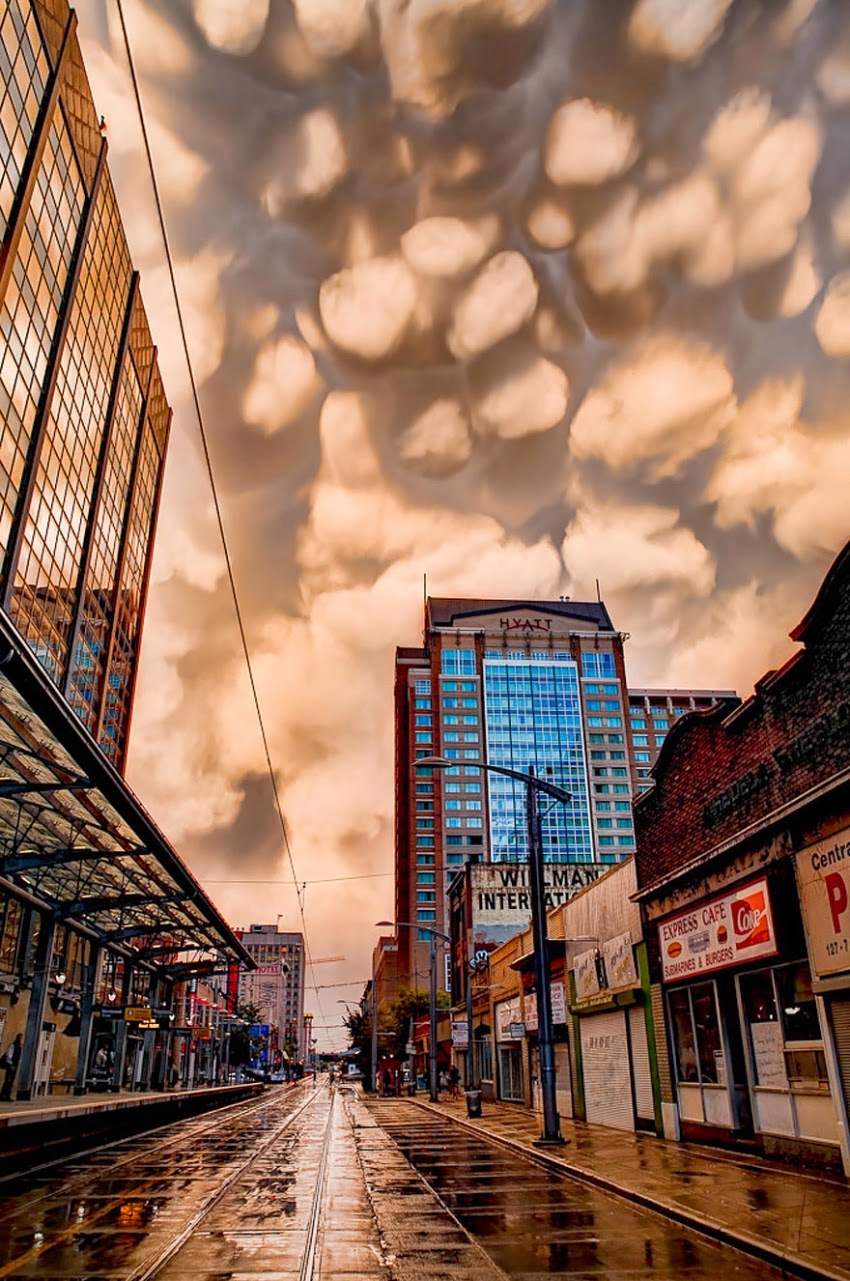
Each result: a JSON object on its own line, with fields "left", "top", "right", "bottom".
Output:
{"left": 393, "top": 598, "right": 732, "bottom": 991}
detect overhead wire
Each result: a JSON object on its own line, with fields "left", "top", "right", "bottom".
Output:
{"left": 114, "top": 0, "right": 328, "bottom": 1041}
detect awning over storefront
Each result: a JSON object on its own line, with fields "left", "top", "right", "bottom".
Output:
{"left": 0, "top": 612, "right": 251, "bottom": 973}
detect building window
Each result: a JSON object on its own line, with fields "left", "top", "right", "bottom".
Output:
{"left": 589, "top": 733, "right": 605, "bottom": 744}
{"left": 465, "top": 782, "right": 481, "bottom": 793}
{"left": 445, "top": 749, "right": 460, "bottom": 759}
{"left": 653, "top": 719, "right": 669, "bottom": 730}
{"left": 631, "top": 718, "right": 646, "bottom": 729}
{"left": 416, "top": 836, "right": 434, "bottom": 847}
{"left": 444, "top": 731, "right": 459, "bottom": 742}
{"left": 445, "top": 782, "right": 461, "bottom": 794}
{"left": 415, "top": 732, "right": 431, "bottom": 743}
{"left": 415, "top": 714, "right": 432, "bottom": 726}
{"left": 416, "top": 891, "right": 436, "bottom": 903}
{"left": 444, "top": 714, "right": 459, "bottom": 724}
{"left": 417, "top": 910, "right": 436, "bottom": 922}
{"left": 443, "top": 681, "right": 457, "bottom": 691}
{"left": 445, "top": 800, "right": 461, "bottom": 811}
{"left": 596, "top": 801, "right": 611, "bottom": 811}
{"left": 461, "top": 681, "right": 477, "bottom": 691}
{"left": 633, "top": 735, "right": 648, "bottom": 746}
{"left": 463, "top": 715, "right": 477, "bottom": 725}
{"left": 598, "top": 818, "right": 613, "bottom": 828}
{"left": 467, "top": 817, "right": 483, "bottom": 828}
{"left": 415, "top": 698, "right": 431, "bottom": 709}
{"left": 605, "top": 717, "right": 622, "bottom": 727}
{"left": 443, "top": 698, "right": 458, "bottom": 708}
{"left": 582, "top": 652, "right": 616, "bottom": 678}
{"left": 463, "top": 732, "right": 479, "bottom": 742}
{"left": 599, "top": 835, "right": 615, "bottom": 846}
{"left": 446, "top": 818, "right": 461, "bottom": 828}
{"left": 417, "top": 872, "right": 436, "bottom": 884}
{"left": 416, "top": 801, "right": 433, "bottom": 812}
{"left": 611, "top": 767, "right": 628, "bottom": 777}
{"left": 466, "top": 800, "right": 482, "bottom": 811}
{"left": 416, "top": 854, "right": 435, "bottom": 865}
{"left": 612, "top": 784, "right": 630, "bottom": 794}
{"left": 442, "top": 650, "right": 477, "bottom": 676}
{"left": 635, "top": 752, "right": 651, "bottom": 763}
{"left": 616, "top": 835, "right": 633, "bottom": 846}
{"left": 416, "top": 783, "right": 433, "bottom": 794}
{"left": 463, "top": 749, "right": 479, "bottom": 759}
{"left": 415, "top": 680, "right": 431, "bottom": 695}
{"left": 462, "top": 698, "right": 477, "bottom": 708}
{"left": 416, "top": 819, "right": 433, "bottom": 829}
{"left": 446, "top": 835, "right": 463, "bottom": 845}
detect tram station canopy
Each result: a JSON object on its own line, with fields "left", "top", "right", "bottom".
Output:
{"left": 0, "top": 613, "right": 251, "bottom": 971}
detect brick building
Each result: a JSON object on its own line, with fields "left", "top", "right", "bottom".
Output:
{"left": 634, "top": 539, "right": 850, "bottom": 1174}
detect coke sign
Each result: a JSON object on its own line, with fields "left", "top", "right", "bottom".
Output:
{"left": 658, "top": 877, "right": 777, "bottom": 983}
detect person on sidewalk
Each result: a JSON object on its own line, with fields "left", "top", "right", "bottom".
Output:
{"left": 0, "top": 1033, "right": 22, "bottom": 1100}
{"left": 448, "top": 1065, "right": 460, "bottom": 1099}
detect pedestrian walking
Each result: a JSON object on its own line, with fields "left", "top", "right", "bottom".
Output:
{"left": 0, "top": 1033, "right": 22, "bottom": 1101}
{"left": 439, "top": 1069, "right": 449, "bottom": 1096}
{"left": 448, "top": 1064, "right": 460, "bottom": 1099}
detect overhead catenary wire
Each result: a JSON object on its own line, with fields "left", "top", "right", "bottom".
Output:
{"left": 114, "top": 1, "right": 327, "bottom": 1039}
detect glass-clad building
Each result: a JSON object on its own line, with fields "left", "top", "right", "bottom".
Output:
{"left": 0, "top": 0, "right": 171, "bottom": 771}
{"left": 483, "top": 655, "right": 593, "bottom": 862}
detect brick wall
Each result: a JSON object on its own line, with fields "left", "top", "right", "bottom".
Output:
{"left": 635, "top": 541, "right": 850, "bottom": 890}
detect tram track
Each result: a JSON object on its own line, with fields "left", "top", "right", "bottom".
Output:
{"left": 0, "top": 1082, "right": 300, "bottom": 1222}
{"left": 0, "top": 1082, "right": 330, "bottom": 1281}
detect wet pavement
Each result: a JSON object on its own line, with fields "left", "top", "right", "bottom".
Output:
{"left": 408, "top": 1094, "right": 850, "bottom": 1280}
{"left": 367, "top": 1099, "right": 798, "bottom": 1281}
{"left": 0, "top": 1079, "right": 842, "bottom": 1279}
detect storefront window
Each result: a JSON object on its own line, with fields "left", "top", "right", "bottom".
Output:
{"left": 776, "top": 963, "right": 820, "bottom": 1043}
{"left": 668, "top": 982, "right": 725, "bottom": 1085}
{"left": 668, "top": 988, "right": 698, "bottom": 1083}
{"left": 739, "top": 962, "right": 828, "bottom": 1090}
{"left": 0, "top": 897, "right": 22, "bottom": 974}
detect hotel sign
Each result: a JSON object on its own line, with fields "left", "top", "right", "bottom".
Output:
{"left": 659, "top": 877, "right": 777, "bottom": 983}
{"left": 471, "top": 862, "right": 608, "bottom": 953}
{"left": 796, "top": 825, "right": 850, "bottom": 979}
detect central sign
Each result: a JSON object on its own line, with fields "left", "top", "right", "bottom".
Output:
{"left": 658, "top": 877, "right": 777, "bottom": 983}
{"left": 796, "top": 825, "right": 850, "bottom": 979}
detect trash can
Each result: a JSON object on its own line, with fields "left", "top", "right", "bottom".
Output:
{"left": 465, "top": 1088, "right": 482, "bottom": 1118}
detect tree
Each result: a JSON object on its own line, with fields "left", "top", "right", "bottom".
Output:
{"left": 384, "top": 987, "right": 450, "bottom": 1061}
{"left": 229, "top": 1001, "right": 264, "bottom": 1067}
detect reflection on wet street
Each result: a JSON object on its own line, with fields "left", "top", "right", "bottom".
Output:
{"left": 0, "top": 1083, "right": 808, "bottom": 1279}
{"left": 366, "top": 1100, "right": 795, "bottom": 1280}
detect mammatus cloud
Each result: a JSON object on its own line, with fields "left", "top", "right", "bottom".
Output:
{"left": 77, "top": 0, "right": 850, "bottom": 1045}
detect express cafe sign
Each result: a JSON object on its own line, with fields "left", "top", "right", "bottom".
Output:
{"left": 658, "top": 877, "right": 778, "bottom": 983}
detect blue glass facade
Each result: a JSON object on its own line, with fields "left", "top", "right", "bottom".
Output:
{"left": 483, "top": 658, "right": 594, "bottom": 862}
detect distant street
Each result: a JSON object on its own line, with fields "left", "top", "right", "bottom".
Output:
{"left": 0, "top": 1080, "right": 818, "bottom": 1280}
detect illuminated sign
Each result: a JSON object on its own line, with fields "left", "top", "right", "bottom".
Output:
{"left": 658, "top": 877, "right": 777, "bottom": 983}
{"left": 124, "top": 1006, "right": 154, "bottom": 1023}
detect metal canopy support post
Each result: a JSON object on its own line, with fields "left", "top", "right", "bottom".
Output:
{"left": 429, "top": 931, "right": 438, "bottom": 1103}
{"left": 110, "top": 962, "right": 132, "bottom": 1092}
{"left": 74, "top": 941, "right": 100, "bottom": 1095}
{"left": 466, "top": 962, "right": 475, "bottom": 1091}
{"left": 526, "top": 768, "right": 565, "bottom": 1147}
{"left": 370, "top": 981, "right": 378, "bottom": 1094}
{"left": 16, "top": 916, "right": 56, "bottom": 1100}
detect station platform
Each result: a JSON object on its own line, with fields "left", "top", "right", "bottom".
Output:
{"left": 0, "top": 1081, "right": 265, "bottom": 1166}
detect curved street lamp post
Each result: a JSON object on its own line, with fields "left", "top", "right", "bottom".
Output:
{"left": 415, "top": 755, "right": 569, "bottom": 1147}
{"left": 376, "top": 918, "right": 450, "bottom": 1103}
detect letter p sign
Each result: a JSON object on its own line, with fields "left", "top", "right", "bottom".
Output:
{"left": 825, "top": 871, "right": 849, "bottom": 935}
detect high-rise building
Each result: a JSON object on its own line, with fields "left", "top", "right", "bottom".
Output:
{"left": 1, "top": 0, "right": 170, "bottom": 771}
{"left": 393, "top": 598, "right": 734, "bottom": 990}
{"left": 628, "top": 688, "right": 736, "bottom": 794}
{"left": 0, "top": 0, "right": 252, "bottom": 1103}
{"left": 238, "top": 926, "right": 305, "bottom": 1058}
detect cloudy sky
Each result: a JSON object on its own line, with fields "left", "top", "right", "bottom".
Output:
{"left": 76, "top": 0, "right": 850, "bottom": 1046}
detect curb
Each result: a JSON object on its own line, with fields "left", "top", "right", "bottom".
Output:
{"left": 410, "top": 1100, "right": 848, "bottom": 1281}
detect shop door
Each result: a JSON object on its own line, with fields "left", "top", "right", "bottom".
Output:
{"left": 498, "top": 1044, "right": 523, "bottom": 1101}
{"left": 580, "top": 1011, "right": 634, "bottom": 1131}
{"left": 555, "top": 1041, "right": 573, "bottom": 1119}
{"left": 628, "top": 1006, "right": 655, "bottom": 1128}
{"left": 828, "top": 996, "right": 850, "bottom": 1125}
{"left": 34, "top": 1023, "right": 56, "bottom": 1096}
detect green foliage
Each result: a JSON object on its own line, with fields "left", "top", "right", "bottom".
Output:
{"left": 228, "top": 1001, "right": 264, "bottom": 1067}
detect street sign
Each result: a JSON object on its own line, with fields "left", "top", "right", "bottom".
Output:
{"left": 509, "top": 1022, "right": 526, "bottom": 1039}
{"left": 124, "top": 1006, "right": 154, "bottom": 1022}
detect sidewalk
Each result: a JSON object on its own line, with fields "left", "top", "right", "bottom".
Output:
{"left": 0, "top": 1081, "right": 262, "bottom": 1130}
{"left": 414, "top": 1096, "right": 850, "bottom": 1281}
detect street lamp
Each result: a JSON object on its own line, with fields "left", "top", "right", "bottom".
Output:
{"left": 415, "top": 754, "right": 569, "bottom": 1147}
{"left": 377, "top": 918, "right": 450, "bottom": 1103}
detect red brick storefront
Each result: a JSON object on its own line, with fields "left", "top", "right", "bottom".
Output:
{"left": 634, "top": 540, "right": 850, "bottom": 1174}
